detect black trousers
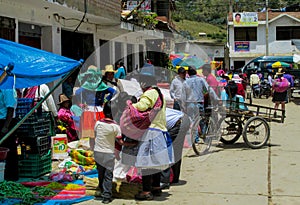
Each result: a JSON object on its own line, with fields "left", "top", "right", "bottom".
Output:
{"left": 142, "top": 169, "right": 161, "bottom": 192}
{"left": 0, "top": 119, "right": 19, "bottom": 181}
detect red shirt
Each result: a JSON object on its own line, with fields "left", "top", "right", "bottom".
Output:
{"left": 206, "top": 74, "right": 219, "bottom": 95}
{"left": 236, "top": 83, "right": 245, "bottom": 98}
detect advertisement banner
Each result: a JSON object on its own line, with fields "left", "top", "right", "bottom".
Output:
{"left": 235, "top": 41, "right": 250, "bottom": 52}
{"left": 127, "top": 0, "right": 151, "bottom": 12}
{"left": 233, "top": 12, "right": 258, "bottom": 27}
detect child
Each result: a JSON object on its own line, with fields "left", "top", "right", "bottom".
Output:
{"left": 93, "top": 101, "right": 122, "bottom": 204}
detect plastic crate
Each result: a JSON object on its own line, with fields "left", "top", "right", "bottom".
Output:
{"left": 16, "top": 98, "right": 34, "bottom": 118}
{"left": 19, "top": 151, "right": 52, "bottom": 178}
{"left": 19, "top": 136, "right": 51, "bottom": 156}
{"left": 17, "top": 112, "right": 52, "bottom": 137}
{"left": 18, "top": 121, "right": 51, "bottom": 136}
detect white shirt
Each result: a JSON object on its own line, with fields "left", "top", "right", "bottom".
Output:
{"left": 94, "top": 119, "right": 121, "bottom": 153}
{"left": 170, "top": 76, "right": 185, "bottom": 101}
{"left": 250, "top": 74, "right": 260, "bottom": 86}
{"left": 36, "top": 84, "right": 58, "bottom": 117}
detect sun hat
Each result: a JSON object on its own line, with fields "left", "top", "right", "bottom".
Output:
{"left": 276, "top": 68, "right": 285, "bottom": 75}
{"left": 58, "top": 94, "right": 70, "bottom": 105}
{"left": 232, "top": 74, "right": 242, "bottom": 83}
{"left": 103, "top": 64, "right": 116, "bottom": 75}
{"left": 217, "top": 69, "right": 225, "bottom": 76}
{"left": 87, "top": 65, "right": 99, "bottom": 73}
{"left": 77, "top": 65, "right": 109, "bottom": 92}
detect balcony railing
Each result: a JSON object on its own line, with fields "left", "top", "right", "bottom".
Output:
{"left": 47, "top": 0, "right": 120, "bottom": 23}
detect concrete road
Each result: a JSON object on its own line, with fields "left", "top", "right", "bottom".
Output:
{"left": 78, "top": 97, "right": 300, "bottom": 205}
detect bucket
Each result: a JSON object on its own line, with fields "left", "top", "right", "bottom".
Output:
{"left": 0, "top": 147, "right": 9, "bottom": 161}
{"left": 51, "top": 134, "right": 68, "bottom": 160}
{"left": 0, "top": 162, "right": 5, "bottom": 182}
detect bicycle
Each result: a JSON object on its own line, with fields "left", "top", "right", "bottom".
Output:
{"left": 190, "top": 105, "right": 224, "bottom": 156}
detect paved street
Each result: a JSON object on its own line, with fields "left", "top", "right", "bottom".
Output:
{"left": 79, "top": 97, "right": 300, "bottom": 205}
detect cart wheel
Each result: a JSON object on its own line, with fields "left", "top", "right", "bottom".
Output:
{"left": 191, "top": 116, "right": 213, "bottom": 156}
{"left": 220, "top": 116, "right": 242, "bottom": 144}
{"left": 242, "top": 116, "right": 270, "bottom": 149}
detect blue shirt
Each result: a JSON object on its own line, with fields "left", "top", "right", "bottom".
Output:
{"left": 114, "top": 67, "right": 126, "bottom": 79}
{"left": 0, "top": 89, "right": 17, "bottom": 119}
{"left": 221, "top": 90, "right": 247, "bottom": 111}
{"left": 283, "top": 74, "right": 294, "bottom": 87}
{"left": 75, "top": 87, "right": 115, "bottom": 106}
{"left": 181, "top": 75, "right": 219, "bottom": 110}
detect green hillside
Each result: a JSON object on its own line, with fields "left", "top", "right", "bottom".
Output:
{"left": 173, "top": 20, "right": 227, "bottom": 42}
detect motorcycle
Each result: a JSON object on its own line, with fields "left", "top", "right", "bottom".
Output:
{"left": 252, "top": 84, "right": 261, "bottom": 98}
{"left": 259, "top": 80, "right": 272, "bottom": 98}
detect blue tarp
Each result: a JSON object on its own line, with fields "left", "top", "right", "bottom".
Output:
{"left": 0, "top": 38, "right": 82, "bottom": 89}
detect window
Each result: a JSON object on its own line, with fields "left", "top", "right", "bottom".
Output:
{"left": 234, "top": 27, "right": 257, "bottom": 41}
{"left": 276, "top": 26, "right": 300, "bottom": 40}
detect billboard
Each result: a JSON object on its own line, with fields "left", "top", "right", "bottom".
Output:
{"left": 233, "top": 12, "right": 258, "bottom": 27}
{"left": 127, "top": 0, "right": 151, "bottom": 12}
{"left": 235, "top": 41, "right": 250, "bottom": 52}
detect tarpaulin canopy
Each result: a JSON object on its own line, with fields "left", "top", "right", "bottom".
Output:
{"left": 0, "top": 38, "right": 82, "bottom": 89}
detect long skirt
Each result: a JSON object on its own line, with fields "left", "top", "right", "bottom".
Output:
{"left": 135, "top": 128, "right": 174, "bottom": 170}
{"left": 272, "top": 91, "right": 287, "bottom": 103}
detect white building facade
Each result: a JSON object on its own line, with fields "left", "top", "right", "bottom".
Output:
{"left": 228, "top": 12, "right": 300, "bottom": 70}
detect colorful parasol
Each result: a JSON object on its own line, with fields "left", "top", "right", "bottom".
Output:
{"left": 177, "top": 57, "right": 205, "bottom": 69}
{"left": 170, "top": 53, "right": 194, "bottom": 66}
{"left": 271, "top": 61, "right": 291, "bottom": 68}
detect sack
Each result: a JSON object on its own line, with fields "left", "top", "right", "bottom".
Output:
{"left": 120, "top": 88, "right": 163, "bottom": 140}
{"left": 126, "top": 166, "right": 142, "bottom": 184}
{"left": 274, "top": 78, "right": 289, "bottom": 93}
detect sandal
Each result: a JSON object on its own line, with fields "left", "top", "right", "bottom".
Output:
{"left": 135, "top": 192, "right": 154, "bottom": 200}
{"left": 151, "top": 188, "right": 162, "bottom": 196}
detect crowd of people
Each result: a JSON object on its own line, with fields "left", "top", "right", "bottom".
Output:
{"left": 0, "top": 61, "right": 293, "bottom": 204}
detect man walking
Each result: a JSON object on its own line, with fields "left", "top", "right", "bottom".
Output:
{"left": 170, "top": 67, "right": 186, "bottom": 110}
{"left": 180, "top": 66, "right": 219, "bottom": 119}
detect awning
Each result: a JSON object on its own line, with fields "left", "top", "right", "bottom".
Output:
{"left": 0, "top": 38, "right": 82, "bottom": 89}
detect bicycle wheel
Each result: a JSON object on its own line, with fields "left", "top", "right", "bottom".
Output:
{"left": 220, "top": 115, "right": 242, "bottom": 144}
{"left": 191, "top": 116, "right": 212, "bottom": 156}
{"left": 242, "top": 116, "right": 270, "bottom": 149}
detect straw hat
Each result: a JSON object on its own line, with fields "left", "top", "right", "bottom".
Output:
{"left": 276, "top": 68, "right": 285, "bottom": 75}
{"left": 58, "top": 94, "right": 70, "bottom": 105}
{"left": 87, "top": 65, "right": 99, "bottom": 73}
{"left": 103, "top": 64, "right": 116, "bottom": 74}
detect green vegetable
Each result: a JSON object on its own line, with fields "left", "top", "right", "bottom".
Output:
{"left": 0, "top": 181, "right": 57, "bottom": 205}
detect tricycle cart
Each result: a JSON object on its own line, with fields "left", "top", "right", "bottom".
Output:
{"left": 191, "top": 101, "right": 285, "bottom": 156}
{"left": 219, "top": 101, "right": 285, "bottom": 149}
